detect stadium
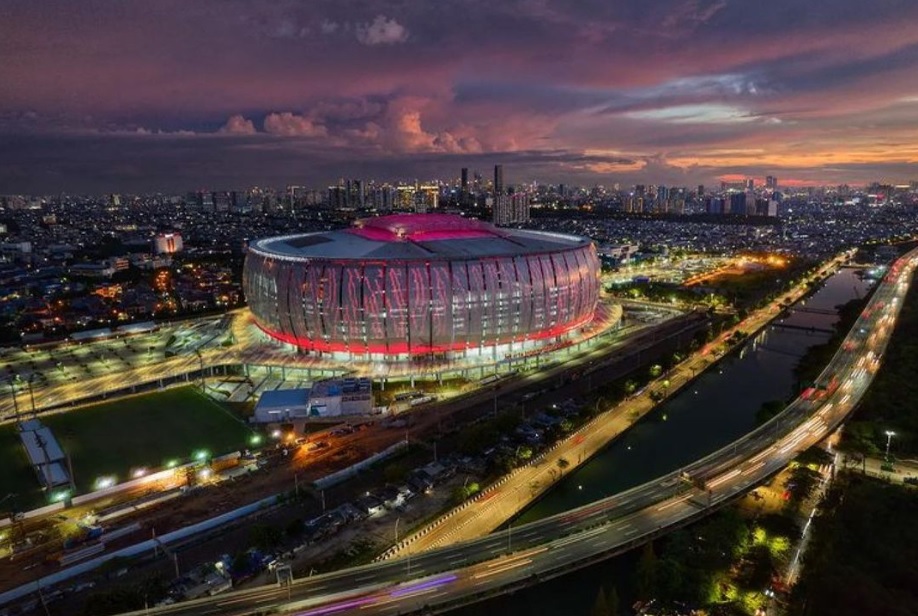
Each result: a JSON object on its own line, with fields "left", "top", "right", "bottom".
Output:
{"left": 242, "top": 214, "right": 603, "bottom": 364}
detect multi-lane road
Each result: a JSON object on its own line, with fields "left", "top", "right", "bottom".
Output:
{"left": 115, "top": 248, "right": 916, "bottom": 616}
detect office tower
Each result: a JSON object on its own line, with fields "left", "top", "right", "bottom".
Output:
{"left": 766, "top": 176, "right": 778, "bottom": 191}
{"left": 745, "top": 191, "right": 757, "bottom": 215}
{"left": 510, "top": 192, "right": 530, "bottom": 224}
{"left": 494, "top": 165, "right": 504, "bottom": 196}
{"left": 745, "top": 178, "right": 755, "bottom": 190}
{"left": 697, "top": 185, "right": 705, "bottom": 197}
{"left": 461, "top": 168, "right": 469, "bottom": 192}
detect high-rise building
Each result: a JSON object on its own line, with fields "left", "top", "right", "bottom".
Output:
{"left": 766, "top": 176, "right": 778, "bottom": 191}
{"left": 745, "top": 178, "right": 755, "bottom": 190}
{"left": 461, "top": 168, "right": 469, "bottom": 191}
{"left": 494, "top": 165, "right": 504, "bottom": 196}
{"left": 510, "top": 192, "right": 530, "bottom": 224}
{"left": 745, "top": 191, "right": 757, "bottom": 215}
{"left": 493, "top": 195, "right": 511, "bottom": 226}
{"left": 697, "top": 185, "right": 705, "bottom": 197}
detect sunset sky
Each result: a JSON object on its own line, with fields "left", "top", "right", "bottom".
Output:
{"left": 2, "top": 0, "right": 918, "bottom": 192}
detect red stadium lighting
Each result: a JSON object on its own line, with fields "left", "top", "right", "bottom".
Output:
{"left": 243, "top": 214, "right": 600, "bottom": 361}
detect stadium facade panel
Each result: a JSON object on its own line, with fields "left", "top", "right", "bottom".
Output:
{"left": 243, "top": 214, "right": 600, "bottom": 358}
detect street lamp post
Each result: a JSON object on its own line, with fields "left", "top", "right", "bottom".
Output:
{"left": 194, "top": 350, "right": 204, "bottom": 390}
{"left": 7, "top": 379, "right": 19, "bottom": 424}
{"left": 884, "top": 430, "right": 896, "bottom": 461}
{"left": 27, "top": 374, "right": 36, "bottom": 417}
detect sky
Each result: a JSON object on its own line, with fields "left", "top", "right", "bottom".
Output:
{"left": 2, "top": 0, "right": 918, "bottom": 193}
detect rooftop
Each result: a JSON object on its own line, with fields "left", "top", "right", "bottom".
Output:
{"left": 250, "top": 214, "right": 591, "bottom": 262}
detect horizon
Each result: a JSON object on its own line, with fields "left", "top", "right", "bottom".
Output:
{"left": 3, "top": 1, "right": 918, "bottom": 192}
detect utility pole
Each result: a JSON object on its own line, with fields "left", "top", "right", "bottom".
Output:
{"left": 27, "top": 375, "right": 36, "bottom": 417}
{"left": 8, "top": 380, "right": 19, "bottom": 425}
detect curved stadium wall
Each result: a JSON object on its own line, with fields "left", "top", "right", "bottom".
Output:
{"left": 242, "top": 214, "right": 600, "bottom": 359}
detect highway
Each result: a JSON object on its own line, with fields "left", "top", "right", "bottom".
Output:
{"left": 384, "top": 249, "right": 851, "bottom": 556}
{"left": 115, "top": 247, "right": 917, "bottom": 616}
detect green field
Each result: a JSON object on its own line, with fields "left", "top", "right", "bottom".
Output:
{"left": 0, "top": 386, "right": 257, "bottom": 510}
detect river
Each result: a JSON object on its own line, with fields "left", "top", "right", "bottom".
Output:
{"left": 453, "top": 267, "right": 871, "bottom": 616}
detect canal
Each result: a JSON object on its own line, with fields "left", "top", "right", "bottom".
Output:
{"left": 453, "top": 267, "right": 871, "bottom": 616}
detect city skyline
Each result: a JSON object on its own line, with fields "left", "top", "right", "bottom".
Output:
{"left": 3, "top": 1, "right": 918, "bottom": 192}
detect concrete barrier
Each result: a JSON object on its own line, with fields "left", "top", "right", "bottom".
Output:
{"left": 312, "top": 440, "right": 407, "bottom": 491}
{"left": 0, "top": 494, "right": 278, "bottom": 608}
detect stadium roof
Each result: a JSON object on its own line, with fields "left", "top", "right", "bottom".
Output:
{"left": 250, "top": 214, "right": 591, "bottom": 262}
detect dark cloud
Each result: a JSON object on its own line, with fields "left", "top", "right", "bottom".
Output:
{"left": 2, "top": 0, "right": 918, "bottom": 191}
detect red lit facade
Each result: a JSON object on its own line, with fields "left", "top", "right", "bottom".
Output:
{"left": 243, "top": 215, "right": 600, "bottom": 358}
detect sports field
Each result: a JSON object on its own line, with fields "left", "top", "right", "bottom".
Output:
{"left": 0, "top": 386, "right": 257, "bottom": 508}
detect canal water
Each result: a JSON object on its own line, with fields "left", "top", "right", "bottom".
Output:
{"left": 454, "top": 267, "right": 871, "bottom": 616}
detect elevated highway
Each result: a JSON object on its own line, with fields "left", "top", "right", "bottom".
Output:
{"left": 114, "top": 247, "right": 916, "bottom": 616}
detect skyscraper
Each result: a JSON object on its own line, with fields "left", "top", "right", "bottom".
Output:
{"left": 494, "top": 165, "right": 504, "bottom": 196}
{"left": 461, "top": 167, "right": 469, "bottom": 192}
{"left": 766, "top": 176, "right": 778, "bottom": 191}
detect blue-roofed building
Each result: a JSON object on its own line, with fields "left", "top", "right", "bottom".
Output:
{"left": 253, "top": 377, "right": 373, "bottom": 423}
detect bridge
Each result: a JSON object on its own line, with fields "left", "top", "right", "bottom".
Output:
{"left": 755, "top": 343, "right": 808, "bottom": 359}
{"left": 790, "top": 306, "right": 840, "bottom": 316}
{"left": 770, "top": 322, "right": 835, "bottom": 334}
{"left": 109, "top": 247, "right": 914, "bottom": 616}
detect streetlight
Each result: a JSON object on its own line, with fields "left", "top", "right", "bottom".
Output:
{"left": 884, "top": 430, "right": 896, "bottom": 461}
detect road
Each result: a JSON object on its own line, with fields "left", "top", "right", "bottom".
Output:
{"left": 384, "top": 250, "right": 853, "bottom": 556}
{"left": 0, "top": 304, "right": 692, "bottom": 600}
{"left": 110, "top": 247, "right": 908, "bottom": 616}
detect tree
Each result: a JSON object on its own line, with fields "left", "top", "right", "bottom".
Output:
{"left": 231, "top": 551, "right": 252, "bottom": 575}
{"left": 649, "top": 364, "right": 663, "bottom": 379}
{"left": 383, "top": 461, "right": 409, "bottom": 484}
{"left": 607, "top": 585, "right": 621, "bottom": 616}
{"left": 624, "top": 379, "right": 638, "bottom": 395}
{"left": 250, "top": 523, "right": 282, "bottom": 551}
{"left": 591, "top": 586, "right": 611, "bottom": 616}
{"left": 738, "top": 544, "right": 776, "bottom": 592}
{"left": 635, "top": 541, "right": 658, "bottom": 599}
{"left": 785, "top": 465, "right": 820, "bottom": 504}
{"left": 656, "top": 557, "right": 685, "bottom": 600}
{"left": 556, "top": 457, "right": 570, "bottom": 476}
{"left": 755, "top": 400, "right": 785, "bottom": 425}
{"left": 285, "top": 518, "right": 303, "bottom": 537}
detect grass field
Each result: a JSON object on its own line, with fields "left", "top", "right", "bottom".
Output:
{"left": 0, "top": 386, "right": 257, "bottom": 509}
